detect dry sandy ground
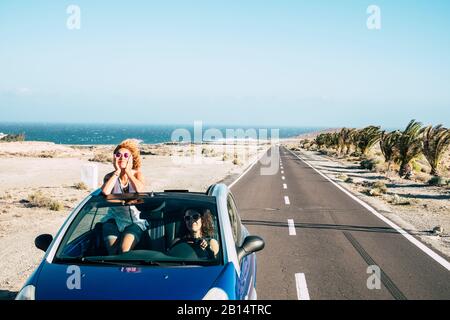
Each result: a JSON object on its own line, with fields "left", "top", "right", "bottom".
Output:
{"left": 0, "top": 141, "right": 268, "bottom": 299}
{"left": 283, "top": 143, "right": 450, "bottom": 261}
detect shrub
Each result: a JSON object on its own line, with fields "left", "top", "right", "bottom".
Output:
{"left": 74, "top": 182, "right": 88, "bottom": 190}
{"left": 39, "top": 151, "right": 56, "bottom": 158}
{"left": 89, "top": 152, "right": 111, "bottom": 163}
{"left": 49, "top": 201, "right": 64, "bottom": 211}
{"left": 365, "top": 188, "right": 382, "bottom": 197}
{"left": 350, "top": 151, "right": 362, "bottom": 157}
{"left": 363, "top": 181, "right": 387, "bottom": 196}
{"left": 360, "top": 158, "right": 381, "bottom": 171}
{"left": 320, "top": 149, "right": 337, "bottom": 157}
{"left": 389, "top": 194, "right": 411, "bottom": 206}
{"left": 201, "top": 148, "right": 217, "bottom": 157}
{"left": 0, "top": 192, "right": 12, "bottom": 200}
{"left": 345, "top": 177, "right": 354, "bottom": 183}
{"left": 372, "top": 181, "right": 388, "bottom": 193}
{"left": 232, "top": 158, "right": 241, "bottom": 165}
{"left": 0, "top": 133, "right": 25, "bottom": 142}
{"left": 336, "top": 173, "right": 348, "bottom": 181}
{"left": 28, "top": 191, "right": 64, "bottom": 211}
{"left": 428, "top": 176, "right": 447, "bottom": 186}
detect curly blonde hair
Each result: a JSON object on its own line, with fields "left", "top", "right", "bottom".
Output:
{"left": 113, "top": 139, "right": 142, "bottom": 170}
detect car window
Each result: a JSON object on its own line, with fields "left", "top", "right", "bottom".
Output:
{"left": 54, "top": 195, "right": 223, "bottom": 266}
{"left": 66, "top": 207, "right": 108, "bottom": 244}
{"left": 227, "top": 194, "right": 242, "bottom": 245}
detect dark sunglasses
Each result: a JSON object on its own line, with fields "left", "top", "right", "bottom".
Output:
{"left": 115, "top": 152, "right": 130, "bottom": 159}
{"left": 184, "top": 214, "right": 201, "bottom": 222}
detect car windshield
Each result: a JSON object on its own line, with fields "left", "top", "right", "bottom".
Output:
{"left": 54, "top": 193, "right": 223, "bottom": 267}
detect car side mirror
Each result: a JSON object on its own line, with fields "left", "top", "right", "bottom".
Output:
{"left": 237, "top": 236, "right": 265, "bottom": 262}
{"left": 35, "top": 234, "right": 53, "bottom": 252}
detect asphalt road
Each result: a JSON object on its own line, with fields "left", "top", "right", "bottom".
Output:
{"left": 230, "top": 145, "right": 450, "bottom": 300}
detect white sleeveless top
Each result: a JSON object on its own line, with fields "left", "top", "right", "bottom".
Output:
{"left": 101, "top": 177, "right": 148, "bottom": 232}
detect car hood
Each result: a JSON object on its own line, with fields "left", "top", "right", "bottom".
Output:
{"left": 35, "top": 261, "right": 230, "bottom": 300}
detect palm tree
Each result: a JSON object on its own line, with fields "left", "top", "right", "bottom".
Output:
{"left": 397, "top": 120, "right": 423, "bottom": 178}
{"left": 422, "top": 125, "right": 450, "bottom": 176}
{"left": 329, "top": 132, "right": 339, "bottom": 150}
{"left": 338, "top": 128, "right": 356, "bottom": 155}
{"left": 315, "top": 134, "right": 327, "bottom": 149}
{"left": 316, "top": 132, "right": 339, "bottom": 150}
{"left": 380, "top": 130, "right": 400, "bottom": 171}
{"left": 355, "top": 126, "right": 381, "bottom": 156}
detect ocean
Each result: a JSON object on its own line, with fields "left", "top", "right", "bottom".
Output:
{"left": 0, "top": 123, "right": 321, "bottom": 145}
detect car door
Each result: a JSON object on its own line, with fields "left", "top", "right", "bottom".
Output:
{"left": 226, "top": 193, "right": 254, "bottom": 300}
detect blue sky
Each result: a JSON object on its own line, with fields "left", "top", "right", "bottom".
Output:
{"left": 0, "top": 1, "right": 449, "bottom": 128}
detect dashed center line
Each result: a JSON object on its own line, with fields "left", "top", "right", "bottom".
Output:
{"left": 281, "top": 170, "right": 284, "bottom": 174}
{"left": 288, "top": 219, "right": 296, "bottom": 235}
{"left": 295, "top": 273, "right": 310, "bottom": 300}
{"left": 284, "top": 196, "right": 290, "bottom": 205}
{"left": 282, "top": 176, "right": 285, "bottom": 180}
{"left": 283, "top": 183, "right": 287, "bottom": 189}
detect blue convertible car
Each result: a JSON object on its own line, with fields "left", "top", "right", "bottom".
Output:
{"left": 16, "top": 184, "right": 265, "bottom": 300}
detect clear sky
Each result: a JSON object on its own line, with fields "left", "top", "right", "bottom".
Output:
{"left": 1, "top": 1, "right": 449, "bottom": 128}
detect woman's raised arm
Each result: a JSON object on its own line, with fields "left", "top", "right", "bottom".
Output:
{"left": 101, "top": 171, "right": 119, "bottom": 195}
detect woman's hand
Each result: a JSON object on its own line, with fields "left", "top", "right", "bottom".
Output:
{"left": 199, "top": 239, "right": 208, "bottom": 250}
{"left": 123, "top": 156, "right": 145, "bottom": 193}
{"left": 113, "top": 156, "right": 121, "bottom": 175}
{"left": 125, "top": 156, "right": 134, "bottom": 175}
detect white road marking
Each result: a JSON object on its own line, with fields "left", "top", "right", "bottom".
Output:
{"left": 284, "top": 196, "right": 290, "bottom": 205}
{"left": 283, "top": 183, "right": 287, "bottom": 189}
{"left": 282, "top": 176, "right": 285, "bottom": 180}
{"left": 286, "top": 147, "right": 450, "bottom": 271}
{"left": 288, "top": 219, "right": 296, "bottom": 235}
{"left": 295, "top": 273, "right": 310, "bottom": 300}
{"left": 281, "top": 170, "right": 284, "bottom": 174}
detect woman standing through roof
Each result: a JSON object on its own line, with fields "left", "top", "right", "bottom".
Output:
{"left": 101, "top": 139, "right": 148, "bottom": 254}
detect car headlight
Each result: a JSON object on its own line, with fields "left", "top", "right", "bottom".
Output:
{"left": 203, "top": 287, "right": 229, "bottom": 300}
{"left": 15, "top": 285, "right": 36, "bottom": 300}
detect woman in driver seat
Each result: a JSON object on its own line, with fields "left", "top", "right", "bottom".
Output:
{"left": 175, "top": 208, "right": 220, "bottom": 258}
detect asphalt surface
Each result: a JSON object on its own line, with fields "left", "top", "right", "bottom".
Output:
{"left": 230, "top": 145, "right": 450, "bottom": 300}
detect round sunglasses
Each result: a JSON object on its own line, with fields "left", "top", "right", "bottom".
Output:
{"left": 115, "top": 152, "right": 130, "bottom": 159}
{"left": 184, "top": 213, "right": 201, "bottom": 222}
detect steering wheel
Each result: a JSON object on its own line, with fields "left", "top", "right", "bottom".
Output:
{"left": 168, "top": 238, "right": 209, "bottom": 259}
